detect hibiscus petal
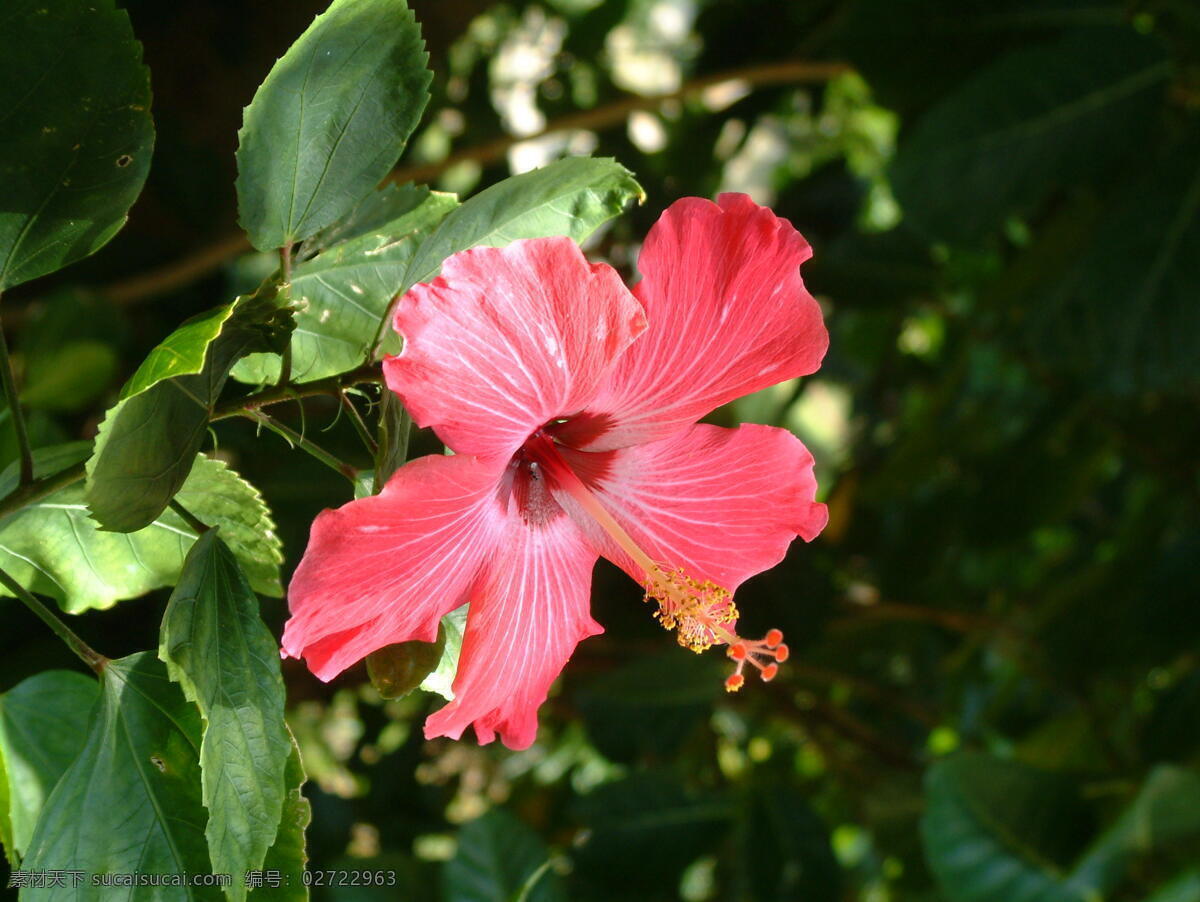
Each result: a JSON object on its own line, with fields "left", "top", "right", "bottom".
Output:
{"left": 424, "top": 474, "right": 601, "bottom": 750}
{"left": 564, "top": 194, "right": 828, "bottom": 450}
{"left": 555, "top": 423, "right": 827, "bottom": 591}
{"left": 384, "top": 237, "right": 647, "bottom": 459}
{"left": 282, "top": 453, "right": 509, "bottom": 681}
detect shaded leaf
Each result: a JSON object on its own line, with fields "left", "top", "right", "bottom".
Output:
{"left": 1027, "top": 129, "right": 1200, "bottom": 394}
{"left": 0, "top": 448, "right": 283, "bottom": 612}
{"left": 232, "top": 185, "right": 456, "bottom": 385}
{"left": 890, "top": 29, "right": 1168, "bottom": 242}
{"left": 576, "top": 650, "right": 722, "bottom": 764}
{"left": 403, "top": 157, "right": 643, "bottom": 289}
{"left": 85, "top": 287, "right": 292, "bottom": 532}
{"left": 1069, "top": 766, "right": 1200, "bottom": 895}
{"left": 836, "top": 0, "right": 1127, "bottom": 116}
{"left": 443, "top": 809, "right": 565, "bottom": 902}
{"left": 0, "top": 0, "right": 153, "bottom": 290}
{"left": 1142, "top": 671, "right": 1200, "bottom": 763}
{"left": 235, "top": 0, "right": 431, "bottom": 251}
{"left": 21, "top": 653, "right": 218, "bottom": 900}
{"left": 0, "top": 671, "right": 97, "bottom": 864}
{"left": 1142, "top": 871, "right": 1200, "bottom": 902}
{"left": 573, "top": 773, "right": 732, "bottom": 890}
{"left": 737, "top": 784, "right": 840, "bottom": 902}
{"left": 160, "top": 531, "right": 292, "bottom": 902}
{"left": 921, "top": 753, "right": 1091, "bottom": 902}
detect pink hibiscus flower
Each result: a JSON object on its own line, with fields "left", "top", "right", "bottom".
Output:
{"left": 282, "top": 193, "right": 829, "bottom": 750}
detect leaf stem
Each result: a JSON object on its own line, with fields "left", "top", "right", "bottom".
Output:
{"left": 169, "top": 498, "right": 210, "bottom": 534}
{"left": 0, "top": 566, "right": 108, "bottom": 674}
{"left": 244, "top": 409, "right": 359, "bottom": 484}
{"left": 276, "top": 243, "right": 294, "bottom": 387}
{"left": 0, "top": 298, "right": 35, "bottom": 486}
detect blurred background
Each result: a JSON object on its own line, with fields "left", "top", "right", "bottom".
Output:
{"left": 3, "top": 0, "right": 1199, "bottom": 899}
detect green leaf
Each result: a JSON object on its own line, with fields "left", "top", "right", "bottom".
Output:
{"left": 736, "top": 784, "right": 840, "bottom": 902}
{"left": 0, "top": 671, "right": 98, "bottom": 864}
{"left": 1027, "top": 129, "right": 1200, "bottom": 395}
{"left": 232, "top": 185, "right": 457, "bottom": 385}
{"left": 85, "top": 288, "right": 292, "bottom": 532}
{"left": 572, "top": 773, "right": 732, "bottom": 890}
{"left": 0, "top": 449, "right": 283, "bottom": 612}
{"left": 160, "top": 531, "right": 292, "bottom": 902}
{"left": 15, "top": 289, "right": 127, "bottom": 412}
{"left": 403, "top": 157, "right": 643, "bottom": 289}
{"left": 443, "top": 809, "right": 566, "bottom": 902}
{"left": 576, "top": 650, "right": 722, "bottom": 764}
{"left": 418, "top": 605, "right": 467, "bottom": 702}
{"left": 921, "top": 753, "right": 1092, "bottom": 902}
{"left": 1142, "top": 671, "right": 1200, "bottom": 764}
{"left": 123, "top": 305, "right": 236, "bottom": 399}
{"left": 1069, "top": 766, "right": 1200, "bottom": 896}
{"left": 235, "top": 0, "right": 432, "bottom": 251}
{"left": 1141, "top": 871, "right": 1200, "bottom": 902}
{"left": 260, "top": 736, "right": 311, "bottom": 901}
{"left": 836, "top": 0, "right": 1128, "bottom": 116}
{"left": 890, "top": 29, "right": 1168, "bottom": 242}
{"left": 21, "top": 653, "right": 218, "bottom": 900}
{"left": 20, "top": 341, "right": 119, "bottom": 412}
{"left": 0, "top": 0, "right": 154, "bottom": 290}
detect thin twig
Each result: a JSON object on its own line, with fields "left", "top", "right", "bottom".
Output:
{"left": 0, "top": 566, "right": 108, "bottom": 674}
{"left": 386, "top": 59, "right": 851, "bottom": 186}
{"left": 0, "top": 299, "right": 34, "bottom": 486}
{"left": 210, "top": 363, "right": 382, "bottom": 421}
{"left": 95, "top": 58, "right": 851, "bottom": 308}
{"left": 339, "top": 389, "right": 379, "bottom": 456}
{"left": 244, "top": 409, "right": 359, "bottom": 483}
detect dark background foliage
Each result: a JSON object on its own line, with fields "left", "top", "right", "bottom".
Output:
{"left": 3, "top": 0, "right": 1199, "bottom": 899}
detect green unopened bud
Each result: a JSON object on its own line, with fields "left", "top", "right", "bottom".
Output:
{"left": 365, "top": 623, "right": 447, "bottom": 699}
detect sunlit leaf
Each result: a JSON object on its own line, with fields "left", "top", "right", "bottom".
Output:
{"left": 160, "top": 531, "right": 292, "bottom": 902}
{"left": 21, "top": 653, "right": 217, "bottom": 900}
{"left": 235, "top": 0, "right": 431, "bottom": 251}
{"left": 0, "top": 448, "right": 283, "bottom": 612}
{"left": 0, "top": 0, "right": 153, "bottom": 290}
{"left": 232, "top": 185, "right": 457, "bottom": 385}
{"left": 418, "top": 605, "right": 467, "bottom": 702}
{"left": 260, "top": 737, "right": 311, "bottom": 901}
{"left": 85, "top": 287, "right": 292, "bottom": 532}
{"left": 0, "top": 671, "right": 97, "bottom": 864}
{"left": 403, "top": 157, "right": 643, "bottom": 288}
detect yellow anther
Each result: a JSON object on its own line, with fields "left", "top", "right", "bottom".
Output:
{"left": 643, "top": 566, "right": 738, "bottom": 652}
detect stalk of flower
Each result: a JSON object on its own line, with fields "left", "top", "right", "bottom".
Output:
{"left": 283, "top": 193, "right": 829, "bottom": 750}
